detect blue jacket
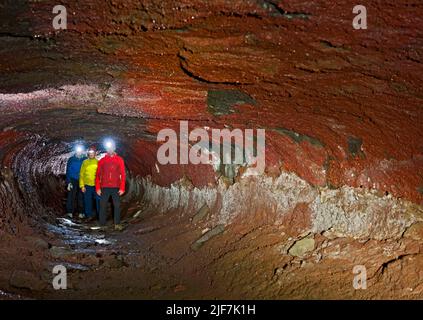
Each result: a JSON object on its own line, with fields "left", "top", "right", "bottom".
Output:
{"left": 66, "top": 155, "right": 86, "bottom": 183}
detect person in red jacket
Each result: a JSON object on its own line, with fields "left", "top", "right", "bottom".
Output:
{"left": 96, "top": 140, "right": 126, "bottom": 231}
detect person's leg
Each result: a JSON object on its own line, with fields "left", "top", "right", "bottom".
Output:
{"left": 95, "top": 191, "right": 101, "bottom": 219}
{"left": 66, "top": 188, "right": 73, "bottom": 214}
{"left": 99, "top": 188, "right": 110, "bottom": 226}
{"left": 89, "top": 186, "right": 98, "bottom": 218}
{"left": 84, "top": 186, "right": 93, "bottom": 217}
{"left": 111, "top": 188, "right": 121, "bottom": 225}
{"left": 75, "top": 180, "right": 84, "bottom": 214}
{"left": 66, "top": 180, "right": 77, "bottom": 214}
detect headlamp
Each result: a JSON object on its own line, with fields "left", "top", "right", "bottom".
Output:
{"left": 75, "top": 145, "right": 84, "bottom": 154}
{"left": 104, "top": 139, "right": 116, "bottom": 151}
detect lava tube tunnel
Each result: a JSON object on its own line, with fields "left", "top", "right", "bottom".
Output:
{"left": 0, "top": 0, "right": 423, "bottom": 300}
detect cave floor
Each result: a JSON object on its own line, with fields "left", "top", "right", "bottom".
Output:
{"left": 1, "top": 207, "right": 423, "bottom": 300}
{"left": 0, "top": 0, "right": 423, "bottom": 300}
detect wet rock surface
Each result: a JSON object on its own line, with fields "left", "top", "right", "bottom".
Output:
{"left": 0, "top": 0, "right": 422, "bottom": 299}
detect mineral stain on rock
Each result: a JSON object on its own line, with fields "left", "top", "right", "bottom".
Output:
{"left": 207, "top": 89, "right": 257, "bottom": 116}
{"left": 347, "top": 136, "right": 365, "bottom": 159}
{"left": 191, "top": 225, "right": 225, "bottom": 251}
{"left": 273, "top": 128, "right": 325, "bottom": 147}
{"left": 288, "top": 237, "right": 315, "bottom": 257}
{"left": 191, "top": 204, "right": 210, "bottom": 224}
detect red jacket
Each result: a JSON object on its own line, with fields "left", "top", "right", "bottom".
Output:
{"left": 95, "top": 153, "right": 126, "bottom": 192}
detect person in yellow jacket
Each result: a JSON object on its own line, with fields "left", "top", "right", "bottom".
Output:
{"left": 79, "top": 146, "right": 100, "bottom": 220}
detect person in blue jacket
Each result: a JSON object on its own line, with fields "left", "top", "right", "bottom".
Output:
{"left": 65, "top": 145, "right": 86, "bottom": 218}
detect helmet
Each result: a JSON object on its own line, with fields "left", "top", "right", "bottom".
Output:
{"left": 87, "top": 145, "right": 97, "bottom": 154}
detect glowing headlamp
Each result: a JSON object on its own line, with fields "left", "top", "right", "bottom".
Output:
{"left": 75, "top": 145, "right": 84, "bottom": 154}
{"left": 104, "top": 139, "right": 116, "bottom": 151}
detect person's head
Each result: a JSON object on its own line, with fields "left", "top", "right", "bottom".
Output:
{"left": 104, "top": 139, "right": 116, "bottom": 155}
{"left": 87, "top": 146, "right": 97, "bottom": 159}
{"left": 75, "top": 145, "right": 85, "bottom": 158}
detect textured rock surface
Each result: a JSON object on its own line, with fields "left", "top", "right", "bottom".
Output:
{"left": 138, "top": 172, "right": 423, "bottom": 240}
{"left": 1, "top": 0, "right": 422, "bottom": 205}
{"left": 288, "top": 237, "right": 315, "bottom": 257}
{"left": 9, "top": 270, "right": 46, "bottom": 291}
{"left": 0, "top": 0, "right": 422, "bottom": 299}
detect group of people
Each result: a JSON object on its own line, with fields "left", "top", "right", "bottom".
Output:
{"left": 65, "top": 140, "right": 126, "bottom": 231}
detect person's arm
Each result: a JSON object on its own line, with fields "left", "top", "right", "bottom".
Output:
{"left": 65, "top": 157, "right": 72, "bottom": 184}
{"left": 79, "top": 160, "right": 86, "bottom": 189}
{"left": 119, "top": 157, "right": 126, "bottom": 194}
{"left": 95, "top": 160, "right": 103, "bottom": 194}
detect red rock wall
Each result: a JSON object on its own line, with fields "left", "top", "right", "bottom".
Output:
{"left": 0, "top": 0, "right": 422, "bottom": 216}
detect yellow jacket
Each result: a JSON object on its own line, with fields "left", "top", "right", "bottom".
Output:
{"left": 79, "top": 158, "right": 98, "bottom": 187}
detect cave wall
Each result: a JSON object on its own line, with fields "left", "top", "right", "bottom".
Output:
{"left": 0, "top": 0, "right": 422, "bottom": 240}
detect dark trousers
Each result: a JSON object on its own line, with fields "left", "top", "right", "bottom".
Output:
{"left": 66, "top": 179, "right": 83, "bottom": 214}
{"left": 83, "top": 185, "right": 100, "bottom": 218}
{"left": 99, "top": 188, "right": 121, "bottom": 226}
